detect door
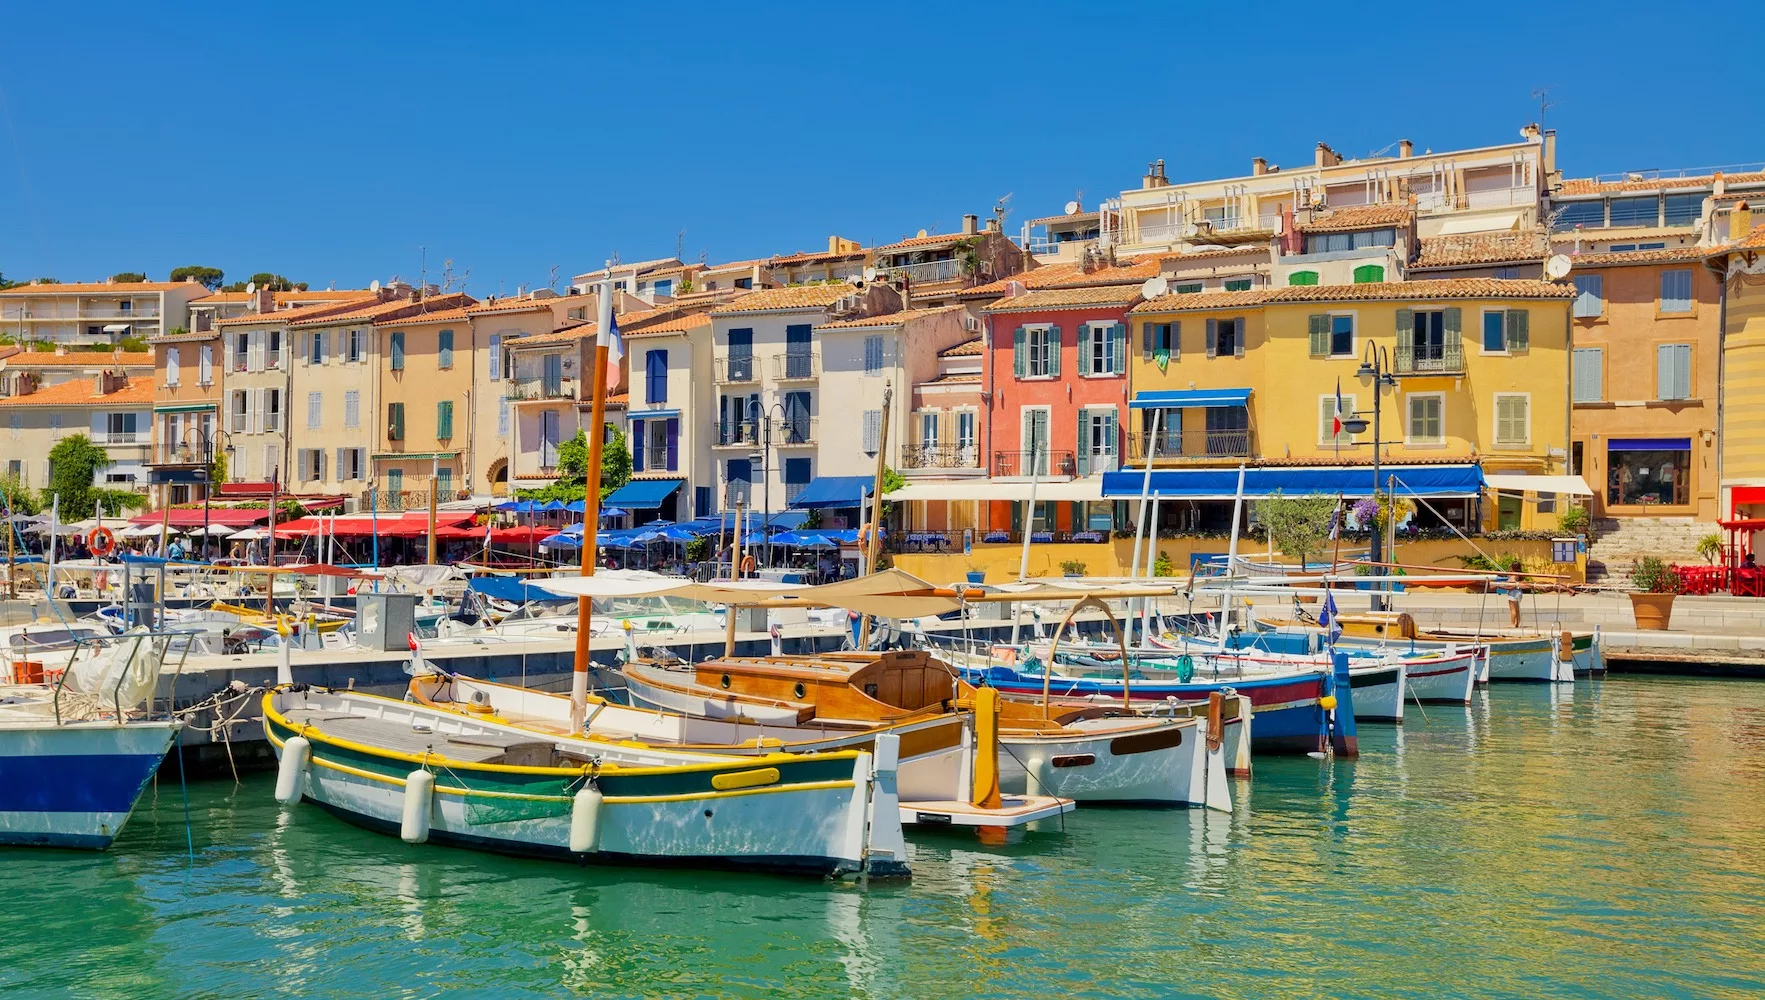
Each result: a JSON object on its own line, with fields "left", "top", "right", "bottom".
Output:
{"left": 542, "top": 353, "right": 563, "bottom": 397}
{"left": 1022, "top": 409, "right": 1050, "bottom": 475}
{"left": 1498, "top": 493, "right": 1522, "bottom": 530}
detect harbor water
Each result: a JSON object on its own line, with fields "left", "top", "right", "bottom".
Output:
{"left": 4, "top": 676, "right": 1763, "bottom": 999}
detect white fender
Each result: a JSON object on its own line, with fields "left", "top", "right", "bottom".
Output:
{"left": 1023, "top": 756, "right": 1046, "bottom": 797}
{"left": 1202, "top": 720, "right": 1232, "bottom": 814}
{"left": 401, "top": 769, "right": 435, "bottom": 844}
{"left": 569, "top": 785, "right": 604, "bottom": 853}
{"left": 275, "top": 735, "right": 310, "bottom": 804}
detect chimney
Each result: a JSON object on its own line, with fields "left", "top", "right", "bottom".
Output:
{"left": 254, "top": 286, "right": 274, "bottom": 313}
{"left": 1732, "top": 202, "right": 1754, "bottom": 242}
{"left": 1252, "top": 157, "right": 1268, "bottom": 176}
{"left": 1142, "top": 161, "right": 1167, "bottom": 190}
{"left": 1315, "top": 143, "right": 1342, "bottom": 168}
{"left": 984, "top": 216, "right": 1001, "bottom": 234}
{"left": 962, "top": 214, "right": 979, "bottom": 235}
{"left": 1398, "top": 139, "right": 1413, "bottom": 159}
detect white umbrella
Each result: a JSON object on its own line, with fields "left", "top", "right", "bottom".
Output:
{"left": 227, "top": 526, "right": 269, "bottom": 541}
{"left": 190, "top": 524, "right": 238, "bottom": 536}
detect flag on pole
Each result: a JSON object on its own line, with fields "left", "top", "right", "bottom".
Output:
{"left": 602, "top": 308, "right": 623, "bottom": 393}
{"left": 1333, "top": 377, "right": 1345, "bottom": 437}
{"left": 1328, "top": 500, "right": 1341, "bottom": 541}
{"left": 1320, "top": 588, "right": 1342, "bottom": 646}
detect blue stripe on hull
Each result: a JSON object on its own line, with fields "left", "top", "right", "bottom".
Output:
{"left": 0, "top": 753, "right": 170, "bottom": 814}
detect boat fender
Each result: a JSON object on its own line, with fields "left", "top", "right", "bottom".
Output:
{"left": 401, "top": 769, "right": 435, "bottom": 844}
{"left": 1176, "top": 653, "right": 1195, "bottom": 684}
{"left": 1558, "top": 630, "right": 1574, "bottom": 663}
{"left": 570, "top": 785, "right": 604, "bottom": 853}
{"left": 1319, "top": 695, "right": 1339, "bottom": 711}
{"left": 275, "top": 736, "right": 311, "bottom": 804}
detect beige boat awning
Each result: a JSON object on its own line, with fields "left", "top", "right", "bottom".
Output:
{"left": 1483, "top": 474, "right": 1594, "bottom": 497}
{"left": 890, "top": 477, "right": 1107, "bottom": 504}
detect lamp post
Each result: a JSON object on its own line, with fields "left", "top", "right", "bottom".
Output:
{"left": 185, "top": 426, "right": 232, "bottom": 561}
{"left": 749, "top": 398, "right": 790, "bottom": 568}
{"left": 1342, "top": 343, "right": 1398, "bottom": 610}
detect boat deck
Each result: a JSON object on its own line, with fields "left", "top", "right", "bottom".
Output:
{"left": 282, "top": 707, "right": 556, "bottom": 764}
{"left": 899, "top": 795, "right": 1075, "bottom": 828}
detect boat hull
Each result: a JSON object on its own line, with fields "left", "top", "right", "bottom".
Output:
{"left": 1484, "top": 638, "right": 1569, "bottom": 683}
{"left": 0, "top": 721, "right": 180, "bottom": 849}
{"left": 1349, "top": 664, "right": 1406, "bottom": 723}
{"left": 1400, "top": 654, "right": 1478, "bottom": 704}
{"left": 1000, "top": 720, "right": 1206, "bottom": 806}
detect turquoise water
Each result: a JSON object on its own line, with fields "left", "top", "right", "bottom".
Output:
{"left": 5, "top": 677, "right": 1765, "bottom": 999}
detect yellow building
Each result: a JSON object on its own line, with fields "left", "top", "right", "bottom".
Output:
{"left": 1712, "top": 213, "right": 1765, "bottom": 519}
{"left": 1122, "top": 278, "right": 1576, "bottom": 532}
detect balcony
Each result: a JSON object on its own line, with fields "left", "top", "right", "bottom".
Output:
{"left": 993, "top": 449, "right": 1076, "bottom": 479}
{"left": 1394, "top": 341, "right": 1464, "bottom": 375}
{"left": 374, "top": 490, "right": 433, "bottom": 513}
{"left": 769, "top": 418, "right": 817, "bottom": 446}
{"left": 714, "top": 419, "right": 762, "bottom": 447}
{"left": 80, "top": 307, "right": 161, "bottom": 320}
{"left": 900, "top": 442, "right": 982, "bottom": 470}
{"left": 715, "top": 356, "right": 759, "bottom": 384}
{"left": 93, "top": 431, "right": 149, "bottom": 446}
{"left": 772, "top": 351, "right": 820, "bottom": 381}
{"left": 1124, "top": 428, "right": 1254, "bottom": 461}
{"left": 510, "top": 375, "right": 578, "bottom": 401}
{"left": 876, "top": 258, "right": 963, "bottom": 284}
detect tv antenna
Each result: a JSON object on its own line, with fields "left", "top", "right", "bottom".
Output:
{"left": 1532, "top": 87, "right": 1554, "bottom": 129}
{"left": 548, "top": 264, "right": 559, "bottom": 291}
{"left": 676, "top": 229, "right": 685, "bottom": 260}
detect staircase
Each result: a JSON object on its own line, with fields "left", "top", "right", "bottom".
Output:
{"left": 1585, "top": 516, "right": 1715, "bottom": 584}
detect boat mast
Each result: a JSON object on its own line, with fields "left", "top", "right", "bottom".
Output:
{"left": 1220, "top": 462, "right": 1247, "bottom": 635}
{"left": 858, "top": 382, "right": 892, "bottom": 649}
{"left": 570, "top": 276, "right": 615, "bottom": 728}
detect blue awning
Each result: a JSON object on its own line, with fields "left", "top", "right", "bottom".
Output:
{"left": 603, "top": 478, "right": 685, "bottom": 510}
{"left": 1130, "top": 388, "right": 1252, "bottom": 410}
{"left": 788, "top": 475, "right": 875, "bottom": 510}
{"left": 1101, "top": 464, "right": 1486, "bottom": 500}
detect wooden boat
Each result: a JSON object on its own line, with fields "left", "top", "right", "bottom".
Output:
{"left": 264, "top": 684, "right": 907, "bottom": 878}
{"left": 1256, "top": 612, "right": 1579, "bottom": 684}
{"left": 620, "top": 648, "right": 1230, "bottom": 810}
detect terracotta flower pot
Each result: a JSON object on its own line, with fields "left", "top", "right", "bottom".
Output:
{"left": 1629, "top": 592, "right": 1675, "bottom": 631}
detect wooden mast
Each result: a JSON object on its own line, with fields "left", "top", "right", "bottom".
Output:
{"left": 570, "top": 277, "right": 615, "bottom": 728}
{"left": 858, "top": 382, "right": 892, "bottom": 649}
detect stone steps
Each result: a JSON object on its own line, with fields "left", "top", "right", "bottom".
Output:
{"left": 1586, "top": 516, "right": 1718, "bottom": 582}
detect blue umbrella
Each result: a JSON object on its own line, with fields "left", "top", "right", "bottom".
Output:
{"left": 564, "top": 499, "right": 587, "bottom": 514}
{"left": 652, "top": 525, "right": 697, "bottom": 542}
{"left": 541, "top": 533, "right": 580, "bottom": 548}
{"left": 541, "top": 499, "right": 568, "bottom": 512}
{"left": 601, "top": 506, "right": 629, "bottom": 519}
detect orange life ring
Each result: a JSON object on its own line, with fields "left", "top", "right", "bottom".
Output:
{"left": 740, "top": 554, "right": 757, "bottom": 575}
{"left": 88, "top": 526, "right": 116, "bottom": 557}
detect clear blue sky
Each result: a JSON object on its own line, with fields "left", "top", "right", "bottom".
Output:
{"left": 3, "top": 2, "right": 1760, "bottom": 294}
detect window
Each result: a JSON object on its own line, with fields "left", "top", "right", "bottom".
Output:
{"left": 234, "top": 332, "right": 250, "bottom": 371}
{"left": 1608, "top": 440, "right": 1691, "bottom": 506}
{"left": 1076, "top": 408, "right": 1118, "bottom": 475}
{"left": 783, "top": 458, "right": 811, "bottom": 502}
{"left": 231, "top": 391, "right": 248, "bottom": 433}
{"left": 645, "top": 350, "right": 668, "bottom": 404}
{"left": 1172, "top": 282, "right": 1204, "bottom": 294}
{"left": 1352, "top": 264, "right": 1385, "bottom": 283}
{"left": 342, "top": 390, "right": 360, "bottom": 430}
{"left": 694, "top": 486, "right": 712, "bottom": 518}
{"left": 310, "top": 331, "right": 325, "bottom": 364}
{"left": 1310, "top": 314, "right": 1354, "bottom": 357}
{"left": 438, "top": 329, "right": 454, "bottom": 368}
{"left": 488, "top": 334, "right": 502, "bottom": 380}
{"left": 306, "top": 391, "right": 322, "bottom": 430}
{"left": 389, "top": 331, "right": 405, "bottom": 371}
{"left": 639, "top": 418, "right": 677, "bottom": 471}
{"left": 1015, "top": 324, "right": 1058, "bottom": 378}
{"left": 7, "top": 414, "right": 19, "bottom": 439}
{"left": 1141, "top": 322, "right": 1176, "bottom": 362}
{"left": 918, "top": 410, "right": 939, "bottom": 447}
{"left": 1081, "top": 323, "right": 1125, "bottom": 376}
{"left": 957, "top": 410, "right": 977, "bottom": 462}
{"left": 1572, "top": 347, "right": 1604, "bottom": 403}
{"left": 727, "top": 329, "right": 753, "bottom": 380}
{"left": 864, "top": 334, "right": 885, "bottom": 375}
{"left": 1572, "top": 275, "right": 1603, "bottom": 318}
{"left": 1494, "top": 394, "right": 1530, "bottom": 447}
{"left": 734, "top": 277, "right": 753, "bottom": 290}
{"left": 1205, "top": 406, "right": 1246, "bottom": 454}
{"left": 1657, "top": 344, "right": 1693, "bottom": 400}
{"left": 387, "top": 402, "right": 405, "bottom": 441}
{"left": 1609, "top": 243, "right": 1665, "bottom": 252}
{"left": 862, "top": 409, "right": 882, "bottom": 454}
{"left": 266, "top": 330, "right": 282, "bottom": 369}
{"left": 1021, "top": 408, "right": 1051, "bottom": 474}
{"left": 1553, "top": 200, "right": 1604, "bottom": 231}
{"left": 1305, "top": 229, "right": 1398, "bottom": 254}
{"left": 1482, "top": 309, "right": 1531, "bottom": 353}
{"left": 338, "top": 448, "right": 365, "bottom": 481}
{"left": 1406, "top": 394, "right": 1444, "bottom": 445}
{"left": 387, "top": 468, "right": 403, "bottom": 495}
{"left": 653, "top": 279, "right": 673, "bottom": 297}
{"left": 1536, "top": 491, "right": 1557, "bottom": 515}
{"left": 1660, "top": 270, "right": 1693, "bottom": 313}
{"left": 298, "top": 448, "right": 325, "bottom": 482}
{"left": 785, "top": 324, "right": 813, "bottom": 378}
{"left": 1319, "top": 394, "right": 1358, "bottom": 446}
{"left": 1288, "top": 270, "right": 1319, "bottom": 286}
{"left": 539, "top": 410, "right": 559, "bottom": 468}
{"left": 1495, "top": 267, "right": 1520, "bottom": 280}
{"left": 1664, "top": 194, "right": 1702, "bottom": 227}
{"left": 1223, "top": 278, "right": 1253, "bottom": 292}
{"left": 497, "top": 394, "right": 509, "bottom": 437}
{"left": 107, "top": 412, "right": 139, "bottom": 442}
{"left": 347, "top": 329, "right": 362, "bottom": 362}
{"left": 1206, "top": 317, "right": 1243, "bottom": 358}
{"left": 781, "top": 391, "right": 811, "bottom": 443}
{"left": 198, "top": 344, "right": 213, "bottom": 385}
{"left": 1608, "top": 196, "right": 1659, "bottom": 227}
{"left": 165, "top": 347, "right": 180, "bottom": 386}
{"left": 726, "top": 458, "right": 751, "bottom": 504}
{"left": 437, "top": 400, "right": 454, "bottom": 439}
{"left": 437, "top": 467, "right": 453, "bottom": 497}
{"left": 264, "top": 388, "right": 281, "bottom": 431}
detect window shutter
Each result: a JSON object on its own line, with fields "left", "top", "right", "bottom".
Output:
{"left": 1077, "top": 324, "right": 1092, "bottom": 374}
{"left": 1443, "top": 308, "right": 1461, "bottom": 343}
{"left": 252, "top": 388, "right": 264, "bottom": 434}
{"left": 1075, "top": 410, "right": 1089, "bottom": 476}
{"left": 249, "top": 330, "right": 263, "bottom": 371}
{"left": 1013, "top": 326, "right": 1025, "bottom": 377}
{"left": 1170, "top": 321, "right": 1181, "bottom": 361}
{"left": 1206, "top": 319, "right": 1218, "bottom": 358}
{"left": 1353, "top": 264, "right": 1384, "bottom": 283}
{"left": 295, "top": 449, "right": 306, "bottom": 480}
{"left": 438, "top": 329, "right": 454, "bottom": 368}
{"left": 1677, "top": 345, "right": 1693, "bottom": 399}
{"left": 390, "top": 331, "right": 405, "bottom": 370}
{"left": 335, "top": 448, "right": 346, "bottom": 481}
{"left": 222, "top": 337, "right": 233, "bottom": 373}
{"left": 1142, "top": 322, "right": 1154, "bottom": 361}
{"left": 317, "top": 449, "right": 326, "bottom": 482}
{"left": 438, "top": 400, "right": 453, "bottom": 439}
{"left": 488, "top": 334, "right": 501, "bottom": 379}
{"left": 1395, "top": 308, "right": 1412, "bottom": 341}
{"left": 1308, "top": 314, "right": 1328, "bottom": 357}
{"left": 1573, "top": 347, "right": 1603, "bottom": 403}
{"left": 1233, "top": 319, "right": 1245, "bottom": 358}
{"left": 1112, "top": 324, "right": 1127, "bottom": 375}
{"left": 666, "top": 418, "right": 679, "bottom": 470}
{"left": 1507, "top": 309, "right": 1529, "bottom": 350}
{"left": 1104, "top": 409, "right": 1118, "bottom": 470}
{"left": 631, "top": 419, "right": 646, "bottom": 471}
{"left": 200, "top": 344, "right": 212, "bottom": 384}
{"left": 1048, "top": 326, "right": 1062, "bottom": 376}
{"left": 863, "top": 410, "right": 881, "bottom": 454}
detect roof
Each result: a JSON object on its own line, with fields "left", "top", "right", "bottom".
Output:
{"left": 874, "top": 232, "right": 971, "bottom": 253}
{"left": 1560, "top": 246, "right": 1708, "bottom": 267}
{"left": 709, "top": 284, "right": 853, "bottom": 315}
{"left": 940, "top": 336, "right": 983, "bottom": 358}
{"left": 575, "top": 257, "right": 681, "bottom": 279}
{"left": 816, "top": 306, "right": 963, "bottom": 330}
{"left": 919, "top": 372, "right": 982, "bottom": 385}
{"left": 1716, "top": 223, "right": 1765, "bottom": 254}
{"left": 1414, "top": 232, "right": 1544, "bottom": 269}
{"left": 623, "top": 313, "right": 711, "bottom": 337}
{"left": 0, "top": 377, "right": 155, "bottom": 407}
{"left": 959, "top": 257, "right": 1161, "bottom": 300}
{"left": 217, "top": 298, "right": 378, "bottom": 328}
{"left": 288, "top": 293, "right": 475, "bottom": 328}
{"left": 508, "top": 321, "right": 593, "bottom": 348}
{"left": 1270, "top": 278, "right": 1573, "bottom": 303}
{"left": 1028, "top": 209, "right": 1100, "bottom": 226}
{"left": 1558, "top": 171, "right": 1765, "bottom": 196}
{"left": 147, "top": 330, "right": 221, "bottom": 344}
{"left": 376, "top": 306, "right": 472, "bottom": 326}
{"left": 0, "top": 350, "right": 153, "bottom": 367}
{"left": 464, "top": 294, "right": 584, "bottom": 317}
{"left": 1128, "top": 289, "right": 1279, "bottom": 314}
{"left": 197, "top": 289, "right": 373, "bottom": 305}
{"left": 983, "top": 285, "right": 1144, "bottom": 313}
{"left": 769, "top": 247, "right": 868, "bottom": 265}
{"left": 0, "top": 280, "right": 204, "bottom": 296}
{"left": 1296, "top": 204, "right": 1414, "bottom": 234}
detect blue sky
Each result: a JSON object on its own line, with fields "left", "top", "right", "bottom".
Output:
{"left": 3, "top": 2, "right": 1760, "bottom": 293}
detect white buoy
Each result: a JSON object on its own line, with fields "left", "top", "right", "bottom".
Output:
{"left": 569, "top": 785, "right": 604, "bottom": 853}
{"left": 1023, "top": 757, "right": 1046, "bottom": 797}
{"left": 274, "top": 736, "right": 310, "bottom": 804}
{"left": 401, "top": 769, "right": 435, "bottom": 844}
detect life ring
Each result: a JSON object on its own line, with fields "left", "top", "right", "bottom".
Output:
{"left": 740, "top": 555, "right": 757, "bottom": 575}
{"left": 88, "top": 526, "right": 116, "bottom": 557}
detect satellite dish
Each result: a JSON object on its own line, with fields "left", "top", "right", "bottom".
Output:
{"left": 1141, "top": 276, "right": 1170, "bottom": 299}
{"left": 862, "top": 267, "right": 878, "bottom": 282}
{"left": 245, "top": 281, "right": 256, "bottom": 295}
{"left": 1544, "top": 254, "right": 1572, "bottom": 280}
{"left": 1063, "top": 200, "right": 1081, "bottom": 216}
{"left": 1182, "top": 223, "right": 1201, "bottom": 238}
{"left": 370, "top": 279, "right": 382, "bottom": 292}
{"left": 916, "top": 229, "right": 929, "bottom": 239}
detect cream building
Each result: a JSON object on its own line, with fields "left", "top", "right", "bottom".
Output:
{"left": 0, "top": 279, "right": 213, "bottom": 347}
{"left": 813, "top": 306, "right": 976, "bottom": 481}
{"left": 0, "top": 368, "right": 154, "bottom": 493}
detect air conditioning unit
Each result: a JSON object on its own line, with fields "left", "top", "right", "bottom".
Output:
{"left": 344, "top": 496, "right": 361, "bottom": 514}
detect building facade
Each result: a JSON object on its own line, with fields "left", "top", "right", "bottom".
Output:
{"left": 0, "top": 279, "right": 213, "bottom": 348}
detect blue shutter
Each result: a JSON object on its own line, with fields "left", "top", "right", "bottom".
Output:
{"left": 646, "top": 350, "right": 668, "bottom": 403}
{"left": 390, "top": 331, "right": 405, "bottom": 370}
{"left": 631, "top": 419, "right": 646, "bottom": 472}
{"left": 665, "top": 418, "right": 679, "bottom": 470}
{"left": 488, "top": 334, "right": 501, "bottom": 379}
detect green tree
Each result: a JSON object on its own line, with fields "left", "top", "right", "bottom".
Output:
{"left": 0, "top": 272, "right": 18, "bottom": 290}
{"left": 1, "top": 473, "right": 41, "bottom": 515}
{"left": 110, "top": 271, "right": 147, "bottom": 283}
{"left": 42, "top": 435, "right": 147, "bottom": 519}
{"left": 169, "top": 265, "right": 225, "bottom": 291}
{"left": 223, "top": 272, "right": 307, "bottom": 292}
{"left": 600, "top": 426, "right": 632, "bottom": 499}
{"left": 1257, "top": 491, "right": 1338, "bottom": 568}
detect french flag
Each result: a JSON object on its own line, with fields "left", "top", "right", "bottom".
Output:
{"left": 1333, "top": 377, "right": 1345, "bottom": 437}
{"left": 603, "top": 308, "right": 624, "bottom": 393}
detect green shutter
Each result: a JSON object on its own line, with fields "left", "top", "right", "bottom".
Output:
{"left": 1289, "top": 270, "right": 1319, "bottom": 286}
{"left": 390, "top": 331, "right": 405, "bottom": 370}
{"left": 1103, "top": 408, "right": 1117, "bottom": 470}
{"left": 1395, "top": 309, "right": 1413, "bottom": 345}
{"left": 1507, "top": 309, "right": 1529, "bottom": 350}
{"left": 1443, "top": 307, "right": 1461, "bottom": 343}
{"left": 1112, "top": 324, "right": 1128, "bottom": 374}
{"left": 1048, "top": 326, "right": 1062, "bottom": 376}
{"left": 1206, "top": 318, "right": 1218, "bottom": 358}
{"left": 1076, "top": 409, "right": 1089, "bottom": 476}
{"left": 438, "top": 400, "right": 453, "bottom": 439}
{"left": 1170, "top": 321, "right": 1181, "bottom": 360}
{"left": 1013, "top": 326, "right": 1025, "bottom": 377}
{"left": 1308, "top": 314, "right": 1329, "bottom": 357}
{"left": 1353, "top": 264, "right": 1385, "bottom": 283}
{"left": 1077, "top": 323, "right": 1092, "bottom": 374}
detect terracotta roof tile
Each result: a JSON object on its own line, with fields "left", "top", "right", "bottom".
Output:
{"left": 1560, "top": 246, "right": 1708, "bottom": 267}
{"left": 1296, "top": 204, "right": 1414, "bottom": 234}
{"left": 982, "top": 285, "right": 1144, "bottom": 313}
{"left": 1558, "top": 171, "right": 1765, "bottom": 196}
{"left": 1414, "top": 232, "right": 1545, "bottom": 268}
{"left": 575, "top": 258, "right": 681, "bottom": 279}
{"left": 508, "top": 322, "right": 593, "bottom": 348}
{"left": 376, "top": 307, "right": 472, "bottom": 326}
{"left": 288, "top": 293, "right": 475, "bottom": 328}
{"left": 920, "top": 372, "right": 982, "bottom": 384}
{"left": 874, "top": 232, "right": 970, "bottom": 253}
{"left": 218, "top": 298, "right": 381, "bottom": 328}
{"left": 1027, "top": 210, "right": 1100, "bottom": 226}
{"left": 197, "top": 289, "right": 372, "bottom": 305}
{"left": 1269, "top": 278, "right": 1573, "bottom": 304}
{"left": 1, "top": 350, "right": 153, "bottom": 367}
{"left": 0, "top": 376, "right": 154, "bottom": 406}
{"left": 701, "top": 258, "right": 766, "bottom": 273}
{"left": 939, "top": 336, "right": 983, "bottom": 357}
{"left": 816, "top": 306, "right": 964, "bottom": 330}
{"left": 147, "top": 330, "right": 221, "bottom": 344}
{"left": 769, "top": 246, "right": 869, "bottom": 265}
{"left": 709, "top": 284, "right": 854, "bottom": 315}
{"left": 1129, "top": 289, "right": 1280, "bottom": 315}
{"left": 0, "top": 281, "right": 205, "bottom": 296}
{"left": 623, "top": 314, "right": 711, "bottom": 337}
{"left": 464, "top": 294, "right": 588, "bottom": 316}
{"left": 1716, "top": 223, "right": 1765, "bottom": 253}
{"left": 1165, "top": 245, "right": 1267, "bottom": 263}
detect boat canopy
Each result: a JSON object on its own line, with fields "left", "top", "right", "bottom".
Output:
{"left": 1099, "top": 464, "right": 1486, "bottom": 500}
{"left": 533, "top": 567, "right": 963, "bottom": 618}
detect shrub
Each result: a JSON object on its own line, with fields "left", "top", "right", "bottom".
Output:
{"left": 1695, "top": 532, "right": 1724, "bottom": 565}
{"left": 1058, "top": 559, "right": 1088, "bottom": 576}
{"left": 1629, "top": 556, "right": 1683, "bottom": 595}
{"left": 1556, "top": 505, "right": 1590, "bottom": 536}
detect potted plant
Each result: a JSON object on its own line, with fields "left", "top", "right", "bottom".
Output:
{"left": 965, "top": 567, "right": 986, "bottom": 584}
{"left": 1627, "top": 556, "right": 1683, "bottom": 630}
{"left": 1059, "top": 558, "right": 1088, "bottom": 578}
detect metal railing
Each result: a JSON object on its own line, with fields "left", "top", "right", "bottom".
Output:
{"left": 94, "top": 431, "right": 149, "bottom": 445}
{"left": 715, "top": 420, "right": 761, "bottom": 447}
{"left": 770, "top": 418, "right": 817, "bottom": 446}
{"left": 992, "top": 449, "right": 1076, "bottom": 478}
{"left": 1394, "top": 340, "right": 1464, "bottom": 375}
{"left": 374, "top": 489, "right": 434, "bottom": 513}
{"left": 49, "top": 629, "right": 195, "bottom": 727}
{"left": 773, "top": 352, "right": 819, "bottom": 380}
{"left": 510, "top": 375, "right": 577, "bottom": 401}
{"left": 715, "top": 356, "right": 759, "bottom": 383}
{"left": 900, "top": 443, "right": 982, "bottom": 469}
{"left": 876, "top": 258, "right": 964, "bottom": 284}
{"left": 1124, "top": 429, "right": 1253, "bottom": 460}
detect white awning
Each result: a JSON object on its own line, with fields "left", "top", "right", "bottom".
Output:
{"left": 101, "top": 323, "right": 132, "bottom": 333}
{"left": 1483, "top": 474, "right": 1593, "bottom": 497}
{"left": 890, "top": 476, "right": 1106, "bottom": 504}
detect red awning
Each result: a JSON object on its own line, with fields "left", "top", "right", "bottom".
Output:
{"left": 436, "top": 525, "right": 486, "bottom": 539}
{"left": 130, "top": 506, "right": 269, "bottom": 528}
{"left": 489, "top": 526, "right": 552, "bottom": 544}
{"left": 1720, "top": 518, "right": 1765, "bottom": 531}
{"left": 276, "top": 512, "right": 476, "bottom": 537}
{"left": 1732, "top": 486, "right": 1765, "bottom": 507}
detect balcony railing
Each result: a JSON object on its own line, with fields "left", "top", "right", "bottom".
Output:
{"left": 1124, "top": 429, "right": 1254, "bottom": 461}
{"left": 372, "top": 490, "right": 433, "bottom": 513}
{"left": 715, "top": 356, "right": 759, "bottom": 384}
{"left": 773, "top": 352, "right": 820, "bottom": 380}
{"left": 993, "top": 449, "right": 1076, "bottom": 478}
{"left": 770, "top": 418, "right": 817, "bottom": 446}
{"left": 1394, "top": 341, "right": 1464, "bottom": 375}
{"left": 264, "top": 412, "right": 283, "bottom": 432}
{"left": 510, "top": 375, "right": 577, "bottom": 401}
{"left": 715, "top": 420, "right": 762, "bottom": 447}
{"left": 231, "top": 413, "right": 247, "bottom": 433}
{"left": 900, "top": 442, "right": 982, "bottom": 470}
{"left": 93, "top": 432, "right": 148, "bottom": 445}
{"left": 876, "top": 258, "right": 963, "bottom": 284}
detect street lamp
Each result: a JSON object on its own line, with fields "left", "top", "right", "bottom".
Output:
{"left": 748, "top": 398, "right": 791, "bottom": 568}
{"left": 1341, "top": 343, "right": 1398, "bottom": 609}
{"left": 184, "top": 426, "right": 232, "bottom": 561}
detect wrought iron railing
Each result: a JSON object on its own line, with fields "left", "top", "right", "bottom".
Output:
{"left": 876, "top": 258, "right": 964, "bottom": 284}
{"left": 773, "top": 352, "right": 819, "bottom": 380}
{"left": 900, "top": 443, "right": 982, "bottom": 470}
{"left": 1394, "top": 340, "right": 1463, "bottom": 375}
{"left": 992, "top": 449, "right": 1076, "bottom": 478}
{"left": 715, "top": 356, "right": 758, "bottom": 383}
{"left": 1124, "top": 429, "right": 1253, "bottom": 460}
{"left": 510, "top": 375, "right": 577, "bottom": 401}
